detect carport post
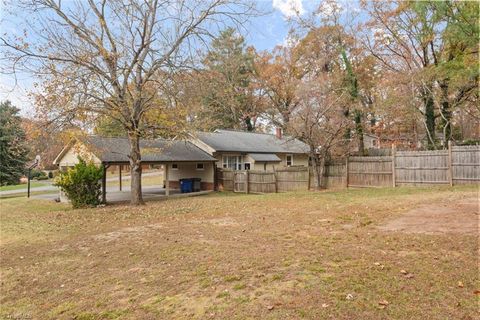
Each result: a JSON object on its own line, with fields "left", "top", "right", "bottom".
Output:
{"left": 102, "top": 163, "right": 107, "bottom": 204}
{"left": 165, "top": 163, "right": 170, "bottom": 196}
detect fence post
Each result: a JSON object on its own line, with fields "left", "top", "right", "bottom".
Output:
{"left": 448, "top": 140, "right": 453, "bottom": 186}
{"left": 345, "top": 156, "right": 349, "bottom": 188}
{"left": 307, "top": 166, "right": 311, "bottom": 190}
{"left": 273, "top": 168, "right": 278, "bottom": 193}
{"left": 245, "top": 170, "right": 249, "bottom": 194}
{"left": 391, "top": 144, "right": 396, "bottom": 187}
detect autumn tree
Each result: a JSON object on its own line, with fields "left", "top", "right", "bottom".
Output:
{"left": 292, "top": 0, "right": 377, "bottom": 154}
{"left": 1, "top": 0, "right": 255, "bottom": 204}
{"left": 255, "top": 46, "right": 303, "bottom": 132}
{"left": 22, "top": 118, "right": 69, "bottom": 170}
{"left": 287, "top": 21, "right": 352, "bottom": 188}
{"left": 363, "top": 0, "right": 479, "bottom": 148}
{"left": 289, "top": 75, "right": 350, "bottom": 189}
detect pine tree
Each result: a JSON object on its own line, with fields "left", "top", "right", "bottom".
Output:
{"left": 201, "top": 28, "right": 258, "bottom": 131}
{"left": 0, "top": 101, "right": 29, "bottom": 185}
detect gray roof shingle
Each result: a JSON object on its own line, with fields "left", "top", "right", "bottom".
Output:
{"left": 80, "top": 136, "right": 216, "bottom": 163}
{"left": 195, "top": 129, "right": 309, "bottom": 154}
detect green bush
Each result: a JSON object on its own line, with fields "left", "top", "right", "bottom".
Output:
{"left": 48, "top": 171, "right": 53, "bottom": 179}
{"left": 54, "top": 158, "right": 104, "bottom": 208}
{"left": 30, "top": 169, "right": 47, "bottom": 179}
{"left": 36, "top": 175, "right": 49, "bottom": 180}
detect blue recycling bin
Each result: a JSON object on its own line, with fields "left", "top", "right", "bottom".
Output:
{"left": 180, "top": 178, "right": 193, "bottom": 193}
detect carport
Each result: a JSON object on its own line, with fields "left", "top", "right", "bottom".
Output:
{"left": 53, "top": 136, "right": 217, "bottom": 203}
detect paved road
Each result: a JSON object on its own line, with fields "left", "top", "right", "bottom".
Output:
{"left": 0, "top": 172, "right": 163, "bottom": 196}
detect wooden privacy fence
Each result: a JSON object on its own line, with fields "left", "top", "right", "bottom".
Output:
{"left": 323, "top": 143, "right": 480, "bottom": 188}
{"left": 217, "top": 167, "right": 309, "bottom": 194}
{"left": 217, "top": 144, "right": 478, "bottom": 193}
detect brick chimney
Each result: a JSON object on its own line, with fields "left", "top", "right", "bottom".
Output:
{"left": 275, "top": 127, "right": 282, "bottom": 139}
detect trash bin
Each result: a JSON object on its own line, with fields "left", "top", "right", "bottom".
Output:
{"left": 180, "top": 179, "right": 193, "bottom": 193}
{"left": 192, "top": 178, "right": 201, "bottom": 192}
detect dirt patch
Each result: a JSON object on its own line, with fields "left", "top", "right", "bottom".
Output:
{"left": 190, "top": 217, "right": 240, "bottom": 227}
{"left": 378, "top": 197, "right": 479, "bottom": 234}
{"left": 93, "top": 223, "right": 164, "bottom": 242}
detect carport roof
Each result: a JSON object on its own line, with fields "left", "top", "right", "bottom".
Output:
{"left": 54, "top": 136, "right": 217, "bottom": 164}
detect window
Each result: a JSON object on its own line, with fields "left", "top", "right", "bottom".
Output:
{"left": 171, "top": 163, "right": 178, "bottom": 170}
{"left": 196, "top": 163, "right": 204, "bottom": 170}
{"left": 244, "top": 163, "right": 251, "bottom": 170}
{"left": 222, "top": 155, "right": 243, "bottom": 170}
{"left": 286, "top": 154, "right": 293, "bottom": 166}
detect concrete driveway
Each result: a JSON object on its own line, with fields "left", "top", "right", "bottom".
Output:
{"left": 30, "top": 185, "right": 212, "bottom": 203}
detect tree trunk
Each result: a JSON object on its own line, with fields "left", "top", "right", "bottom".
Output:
{"left": 439, "top": 81, "right": 451, "bottom": 143}
{"left": 423, "top": 89, "right": 436, "bottom": 149}
{"left": 311, "top": 150, "right": 324, "bottom": 190}
{"left": 128, "top": 133, "right": 144, "bottom": 205}
{"left": 354, "top": 110, "right": 365, "bottom": 155}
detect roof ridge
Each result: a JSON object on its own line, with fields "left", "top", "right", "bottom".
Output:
{"left": 214, "top": 128, "right": 276, "bottom": 136}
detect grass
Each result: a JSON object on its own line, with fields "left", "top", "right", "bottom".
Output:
{"left": 0, "top": 181, "right": 46, "bottom": 191}
{"left": 0, "top": 185, "right": 478, "bottom": 319}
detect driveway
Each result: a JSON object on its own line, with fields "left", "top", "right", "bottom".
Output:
{"left": 0, "top": 172, "right": 163, "bottom": 197}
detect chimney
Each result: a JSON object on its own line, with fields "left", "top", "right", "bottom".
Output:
{"left": 275, "top": 127, "right": 282, "bottom": 139}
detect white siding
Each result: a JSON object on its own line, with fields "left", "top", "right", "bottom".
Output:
{"left": 167, "top": 162, "right": 214, "bottom": 183}
{"left": 58, "top": 143, "right": 101, "bottom": 168}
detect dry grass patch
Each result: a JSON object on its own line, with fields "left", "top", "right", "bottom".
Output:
{"left": 0, "top": 185, "right": 478, "bottom": 319}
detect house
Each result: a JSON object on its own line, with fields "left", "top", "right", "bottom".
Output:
{"left": 53, "top": 129, "right": 310, "bottom": 202}
{"left": 189, "top": 129, "right": 310, "bottom": 171}
{"left": 363, "top": 133, "right": 380, "bottom": 149}
{"left": 53, "top": 136, "right": 217, "bottom": 201}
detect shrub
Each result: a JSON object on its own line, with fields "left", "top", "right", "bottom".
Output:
{"left": 48, "top": 171, "right": 53, "bottom": 179}
{"left": 54, "top": 158, "right": 104, "bottom": 208}
{"left": 30, "top": 169, "right": 47, "bottom": 179}
{"left": 36, "top": 175, "right": 49, "bottom": 180}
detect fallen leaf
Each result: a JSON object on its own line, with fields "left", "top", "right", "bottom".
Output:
{"left": 404, "top": 273, "right": 414, "bottom": 279}
{"left": 400, "top": 269, "right": 408, "bottom": 275}
{"left": 473, "top": 290, "right": 480, "bottom": 295}
{"left": 321, "top": 303, "right": 329, "bottom": 308}
{"left": 267, "top": 305, "right": 274, "bottom": 310}
{"left": 379, "top": 300, "right": 389, "bottom": 306}
{"left": 346, "top": 293, "right": 354, "bottom": 300}
{"left": 457, "top": 281, "right": 464, "bottom": 288}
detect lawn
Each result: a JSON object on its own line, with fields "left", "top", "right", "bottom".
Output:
{"left": 0, "top": 185, "right": 478, "bottom": 319}
{"left": 0, "top": 181, "right": 46, "bottom": 191}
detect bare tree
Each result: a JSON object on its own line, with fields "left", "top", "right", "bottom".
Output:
{"left": 1, "top": 0, "right": 256, "bottom": 205}
{"left": 289, "top": 77, "right": 350, "bottom": 189}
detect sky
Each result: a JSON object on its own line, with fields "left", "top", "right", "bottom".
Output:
{"left": 0, "top": 0, "right": 356, "bottom": 117}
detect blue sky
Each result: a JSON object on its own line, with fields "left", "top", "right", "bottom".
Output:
{"left": 0, "top": 0, "right": 354, "bottom": 116}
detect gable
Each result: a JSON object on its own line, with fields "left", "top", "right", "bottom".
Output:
{"left": 55, "top": 141, "right": 101, "bottom": 166}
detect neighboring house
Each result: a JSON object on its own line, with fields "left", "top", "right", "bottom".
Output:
{"left": 189, "top": 129, "right": 310, "bottom": 171}
{"left": 53, "top": 136, "right": 217, "bottom": 193}
{"left": 363, "top": 133, "right": 380, "bottom": 149}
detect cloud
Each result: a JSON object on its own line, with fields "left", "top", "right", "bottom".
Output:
{"left": 317, "top": 0, "right": 343, "bottom": 18}
{"left": 272, "top": 0, "right": 305, "bottom": 18}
